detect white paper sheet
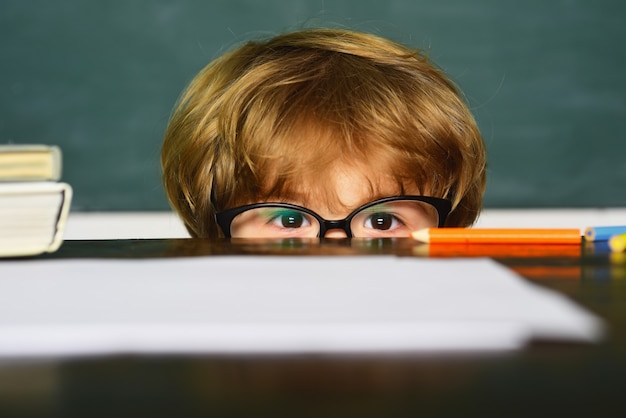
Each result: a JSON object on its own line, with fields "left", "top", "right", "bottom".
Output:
{"left": 0, "top": 256, "right": 604, "bottom": 356}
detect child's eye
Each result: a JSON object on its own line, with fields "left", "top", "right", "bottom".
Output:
{"left": 267, "top": 210, "right": 311, "bottom": 229}
{"left": 363, "top": 212, "right": 403, "bottom": 231}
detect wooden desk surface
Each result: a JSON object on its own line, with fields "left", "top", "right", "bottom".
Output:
{"left": 1, "top": 238, "right": 625, "bottom": 418}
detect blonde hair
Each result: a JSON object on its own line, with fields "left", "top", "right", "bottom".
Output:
{"left": 162, "top": 28, "right": 487, "bottom": 238}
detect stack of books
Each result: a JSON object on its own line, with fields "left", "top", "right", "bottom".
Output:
{"left": 0, "top": 144, "right": 72, "bottom": 257}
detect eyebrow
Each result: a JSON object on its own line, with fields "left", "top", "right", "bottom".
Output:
{"left": 259, "top": 174, "right": 414, "bottom": 211}
{"left": 261, "top": 192, "right": 405, "bottom": 216}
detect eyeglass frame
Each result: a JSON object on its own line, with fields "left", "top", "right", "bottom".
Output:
{"left": 215, "top": 195, "right": 452, "bottom": 238}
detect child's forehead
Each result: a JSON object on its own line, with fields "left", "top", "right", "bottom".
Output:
{"left": 260, "top": 163, "right": 422, "bottom": 211}
{"left": 248, "top": 121, "right": 430, "bottom": 208}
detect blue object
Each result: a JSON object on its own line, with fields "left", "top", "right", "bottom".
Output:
{"left": 584, "top": 226, "right": 626, "bottom": 241}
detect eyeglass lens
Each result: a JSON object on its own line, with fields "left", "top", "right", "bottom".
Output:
{"left": 228, "top": 200, "right": 440, "bottom": 238}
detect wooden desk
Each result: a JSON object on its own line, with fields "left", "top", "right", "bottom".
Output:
{"left": 1, "top": 238, "right": 625, "bottom": 418}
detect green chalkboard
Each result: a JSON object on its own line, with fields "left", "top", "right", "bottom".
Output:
{"left": 1, "top": 0, "right": 625, "bottom": 210}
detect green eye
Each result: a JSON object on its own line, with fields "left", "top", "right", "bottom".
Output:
{"left": 263, "top": 209, "right": 311, "bottom": 229}
{"left": 278, "top": 211, "right": 305, "bottom": 228}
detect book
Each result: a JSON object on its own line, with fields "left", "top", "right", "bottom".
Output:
{"left": 0, "top": 181, "right": 72, "bottom": 257}
{"left": 0, "top": 144, "right": 72, "bottom": 257}
{"left": 0, "top": 144, "right": 62, "bottom": 181}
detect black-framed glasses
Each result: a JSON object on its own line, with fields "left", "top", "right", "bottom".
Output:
{"left": 215, "top": 196, "right": 451, "bottom": 238}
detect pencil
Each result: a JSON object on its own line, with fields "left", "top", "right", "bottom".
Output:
{"left": 608, "top": 233, "right": 626, "bottom": 253}
{"left": 414, "top": 243, "right": 581, "bottom": 258}
{"left": 411, "top": 228, "right": 582, "bottom": 245}
{"left": 584, "top": 226, "right": 626, "bottom": 242}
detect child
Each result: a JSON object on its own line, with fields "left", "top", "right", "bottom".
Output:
{"left": 162, "top": 28, "right": 487, "bottom": 239}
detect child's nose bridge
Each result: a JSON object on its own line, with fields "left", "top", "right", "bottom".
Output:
{"left": 322, "top": 229, "right": 349, "bottom": 238}
{"left": 319, "top": 219, "right": 351, "bottom": 238}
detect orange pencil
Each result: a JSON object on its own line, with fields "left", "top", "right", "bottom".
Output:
{"left": 416, "top": 243, "right": 581, "bottom": 258}
{"left": 411, "top": 228, "right": 581, "bottom": 245}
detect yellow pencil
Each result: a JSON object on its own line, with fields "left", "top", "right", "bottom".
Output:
{"left": 609, "top": 233, "right": 626, "bottom": 253}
